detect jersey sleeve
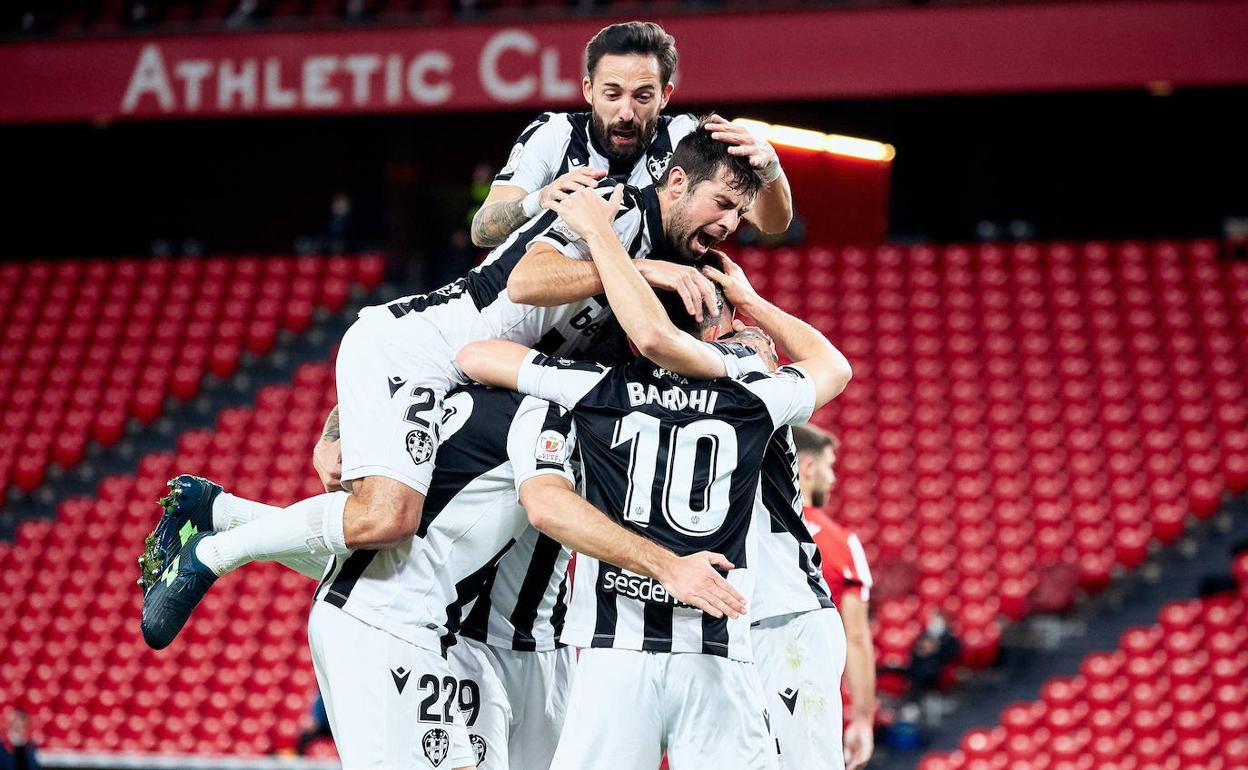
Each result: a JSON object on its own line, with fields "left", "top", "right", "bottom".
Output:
{"left": 846, "top": 532, "right": 874, "bottom": 602}
{"left": 516, "top": 349, "right": 610, "bottom": 410}
{"left": 508, "top": 395, "right": 577, "bottom": 489}
{"left": 739, "top": 364, "right": 817, "bottom": 429}
{"left": 704, "top": 341, "right": 768, "bottom": 378}
{"left": 667, "top": 113, "right": 699, "bottom": 147}
{"left": 493, "top": 112, "right": 565, "bottom": 193}
{"left": 527, "top": 185, "right": 645, "bottom": 261}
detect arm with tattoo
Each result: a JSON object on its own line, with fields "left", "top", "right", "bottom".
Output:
{"left": 320, "top": 405, "right": 340, "bottom": 441}
{"left": 471, "top": 197, "right": 530, "bottom": 248}
{"left": 313, "top": 406, "right": 343, "bottom": 492}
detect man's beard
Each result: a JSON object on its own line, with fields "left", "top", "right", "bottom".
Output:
{"left": 665, "top": 201, "right": 713, "bottom": 263}
{"left": 810, "top": 490, "right": 828, "bottom": 508}
{"left": 591, "top": 113, "right": 655, "bottom": 164}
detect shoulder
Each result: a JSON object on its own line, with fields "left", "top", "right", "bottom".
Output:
{"left": 511, "top": 111, "right": 574, "bottom": 147}
{"left": 665, "top": 113, "right": 699, "bottom": 140}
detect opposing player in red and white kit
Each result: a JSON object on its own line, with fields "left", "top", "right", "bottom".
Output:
{"left": 796, "top": 425, "right": 876, "bottom": 770}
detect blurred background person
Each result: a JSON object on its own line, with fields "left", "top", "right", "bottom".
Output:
{"left": 1, "top": 710, "right": 39, "bottom": 770}
{"left": 794, "top": 424, "right": 877, "bottom": 770}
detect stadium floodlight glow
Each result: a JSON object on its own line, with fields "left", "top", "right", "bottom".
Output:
{"left": 736, "top": 119, "right": 896, "bottom": 162}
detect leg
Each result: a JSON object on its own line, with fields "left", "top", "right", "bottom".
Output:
{"left": 309, "top": 602, "right": 477, "bottom": 770}
{"left": 752, "top": 610, "right": 847, "bottom": 770}
{"left": 487, "top": 645, "right": 576, "bottom": 770}
{"left": 212, "top": 492, "right": 332, "bottom": 580}
{"left": 447, "top": 639, "right": 512, "bottom": 770}
{"left": 549, "top": 648, "right": 663, "bottom": 770}
{"left": 664, "top": 654, "right": 779, "bottom": 770}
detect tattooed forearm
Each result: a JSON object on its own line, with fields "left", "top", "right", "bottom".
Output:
{"left": 471, "top": 197, "right": 530, "bottom": 248}
{"left": 320, "top": 405, "right": 340, "bottom": 441}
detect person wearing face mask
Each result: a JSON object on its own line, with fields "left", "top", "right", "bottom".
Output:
{"left": 1, "top": 710, "right": 39, "bottom": 770}
{"left": 471, "top": 21, "right": 794, "bottom": 251}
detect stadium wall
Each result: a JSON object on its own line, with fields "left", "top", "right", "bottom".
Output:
{"left": 2, "top": 0, "right": 1247, "bottom": 123}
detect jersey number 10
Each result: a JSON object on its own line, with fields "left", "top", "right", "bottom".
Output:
{"left": 611, "top": 413, "right": 738, "bottom": 537}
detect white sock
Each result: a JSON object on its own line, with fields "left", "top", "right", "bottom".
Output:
{"left": 211, "top": 492, "right": 330, "bottom": 579}
{"left": 196, "top": 492, "right": 350, "bottom": 578}
{"left": 213, "top": 493, "right": 281, "bottom": 531}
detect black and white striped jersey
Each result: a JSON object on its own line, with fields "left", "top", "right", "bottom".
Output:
{"left": 361, "top": 183, "right": 678, "bottom": 367}
{"left": 515, "top": 350, "right": 817, "bottom": 662}
{"left": 313, "top": 385, "right": 574, "bottom": 651}
{"left": 751, "top": 427, "right": 836, "bottom": 623}
{"left": 453, "top": 524, "right": 571, "bottom": 652}
{"left": 494, "top": 112, "right": 698, "bottom": 193}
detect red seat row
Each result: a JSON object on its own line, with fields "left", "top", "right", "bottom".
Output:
{"left": 921, "top": 551, "right": 1248, "bottom": 770}
{"left": 752, "top": 240, "right": 1247, "bottom": 668}
{"left": 0, "top": 359, "right": 341, "bottom": 756}
{"left": 0, "top": 253, "right": 384, "bottom": 499}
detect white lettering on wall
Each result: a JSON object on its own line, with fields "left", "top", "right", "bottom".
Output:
{"left": 479, "top": 30, "right": 536, "bottom": 103}
{"left": 302, "top": 55, "right": 341, "bottom": 108}
{"left": 218, "top": 59, "right": 257, "bottom": 110}
{"left": 121, "top": 44, "right": 175, "bottom": 112}
{"left": 407, "top": 51, "right": 452, "bottom": 105}
{"left": 173, "top": 59, "right": 212, "bottom": 111}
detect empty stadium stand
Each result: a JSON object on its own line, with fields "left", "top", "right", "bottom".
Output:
{"left": 1, "top": 241, "right": 1245, "bottom": 759}
{"left": 0, "top": 254, "right": 384, "bottom": 500}
{"left": 0, "top": 359, "right": 343, "bottom": 756}
{"left": 919, "top": 550, "right": 1248, "bottom": 770}
{"left": 738, "top": 240, "right": 1248, "bottom": 671}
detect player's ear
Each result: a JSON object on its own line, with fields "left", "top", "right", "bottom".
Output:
{"left": 582, "top": 76, "right": 594, "bottom": 105}
{"left": 666, "top": 166, "right": 687, "bottom": 199}
{"left": 659, "top": 82, "right": 674, "bottom": 109}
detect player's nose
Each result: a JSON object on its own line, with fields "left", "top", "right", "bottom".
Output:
{"left": 717, "top": 209, "right": 742, "bottom": 234}
{"left": 619, "top": 102, "right": 636, "bottom": 122}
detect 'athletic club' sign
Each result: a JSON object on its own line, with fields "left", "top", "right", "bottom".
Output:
{"left": 2, "top": 1, "right": 1246, "bottom": 123}
{"left": 119, "top": 30, "right": 581, "bottom": 115}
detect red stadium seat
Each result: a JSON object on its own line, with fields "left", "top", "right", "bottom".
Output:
{"left": 928, "top": 552, "right": 1248, "bottom": 770}
{"left": 0, "top": 253, "right": 382, "bottom": 500}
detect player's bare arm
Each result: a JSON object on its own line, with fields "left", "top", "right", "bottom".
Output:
{"left": 339, "top": 476, "right": 425, "bottom": 549}
{"left": 840, "top": 591, "right": 877, "bottom": 770}
{"left": 472, "top": 167, "right": 610, "bottom": 247}
{"left": 312, "top": 406, "right": 344, "bottom": 492}
{"left": 471, "top": 185, "right": 532, "bottom": 248}
{"left": 704, "top": 252, "right": 852, "bottom": 407}
{"left": 705, "top": 114, "right": 794, "bottom": 234}
{"left": 455, "top": 338, "right": 530, "bottom": 390}
{"left": 545, "top": 185, "right": 728, "bottom": 379}
{"left": 519, "top": 475, "right": 746, "bottom": 619}
{"left": 506, "top": 242, "right": 608, "bottom": 306}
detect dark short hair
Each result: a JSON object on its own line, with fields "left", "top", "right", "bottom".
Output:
{"left": 792, "top": 424, "right": 839, "bottom": 457}
{"left": 660, "top": 117, "right": 763, "bottom": 200}
{"left": 585, "top": 22, "right": 678, "bottom": 86}
{"left": 654, "top": 253, "right": 732, "bottom": 337}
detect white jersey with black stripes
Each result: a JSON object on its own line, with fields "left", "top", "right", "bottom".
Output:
{"left": 513, "top": 348, "right": 817, "bottom": 662}
{"left": 494, "top": 111, "right": 698, "bottom": 193}
{"left": 315, "top": 386, "right": 576, "bottom": 649}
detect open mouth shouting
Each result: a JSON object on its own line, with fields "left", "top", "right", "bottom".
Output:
{"left": 690, "top": 227, "right": 726, "bottom": 257}
{"left": 609, "top": 122, "right": 640, "bottom": 148}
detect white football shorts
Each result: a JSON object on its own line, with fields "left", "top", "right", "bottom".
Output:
{"left": 308, "top": 602, "right": 476, "bottom": 769}
{"left": 752, "top": 608, "right": 847, "bottom": 770}
{"left": 335, "top": 308, "right": 464, "bottom": 496}
{"left": 550, "top": 648, "right": 778, "bottom": 770}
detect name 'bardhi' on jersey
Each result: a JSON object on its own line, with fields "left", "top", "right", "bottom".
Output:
{"left": 513, "top": 348, "right": 817, "bottom": 662}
